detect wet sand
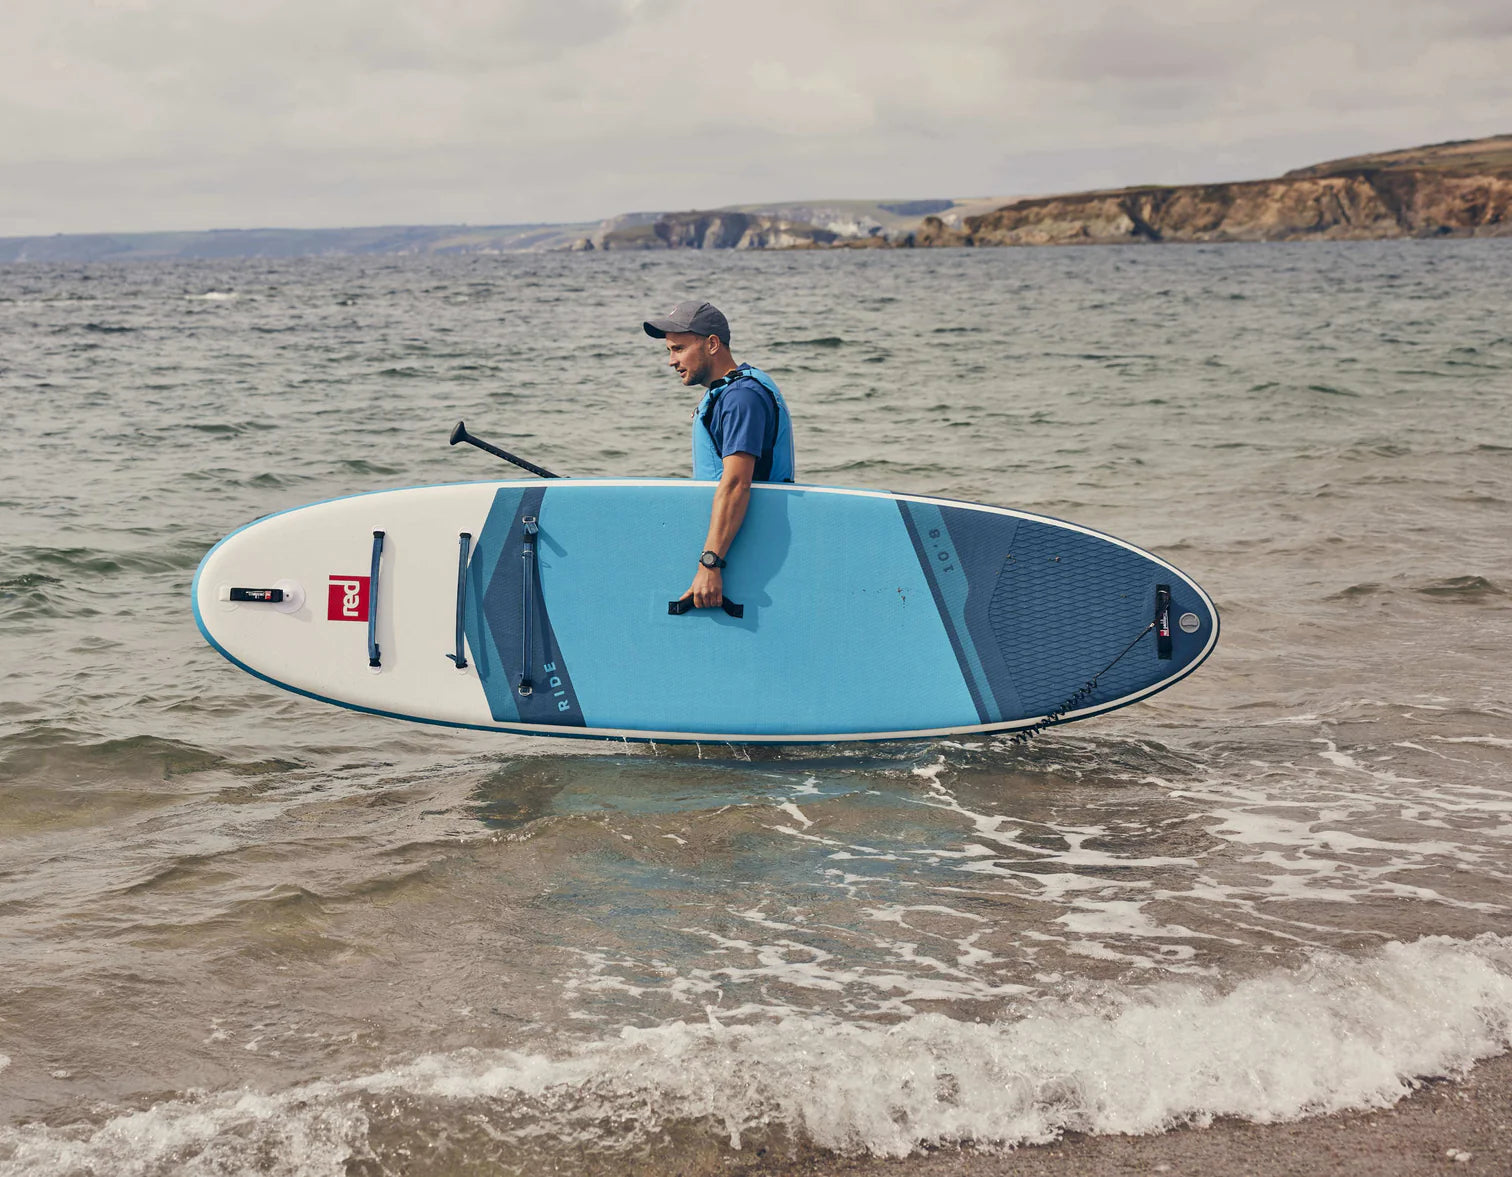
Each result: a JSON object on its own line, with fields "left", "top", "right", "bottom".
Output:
{"left": 795, "top": 1053, "right": 1512, "bottom": 1177}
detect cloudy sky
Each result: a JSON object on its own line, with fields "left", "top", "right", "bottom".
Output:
{"left": 3, "top": 0, "right": 1509, "bottom": 236}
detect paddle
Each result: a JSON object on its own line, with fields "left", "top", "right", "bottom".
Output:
{"left": 449, "top": 420, "right": 740, "bottom": 613}
{"left": 449, "top": 421, "right": 561, "bottom": 479}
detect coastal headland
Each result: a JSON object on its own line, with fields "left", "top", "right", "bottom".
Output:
{"left": 602, "top": 133, "right": 1512, "bottom": 250}
{"left": 2, "top": 134, "right": 1508, "bottom": 262}
{"left": 947, "top": 133, "right": 1512, "bottom": 248}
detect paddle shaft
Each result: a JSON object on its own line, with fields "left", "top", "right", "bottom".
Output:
{"left": 449, "top": 421, "right": 561, "bottom": 479}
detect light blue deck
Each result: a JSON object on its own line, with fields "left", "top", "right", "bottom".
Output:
{"left": 471, "top": 483, "right": 980, "bottom": 736}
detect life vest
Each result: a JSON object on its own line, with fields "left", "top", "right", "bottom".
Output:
{"left": 691, "top": 364, "right": 796, "bottom": 483}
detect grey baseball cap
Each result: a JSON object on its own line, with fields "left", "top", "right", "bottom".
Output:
{"left": 643, "top": 300, "right": 730, "bottom": 344}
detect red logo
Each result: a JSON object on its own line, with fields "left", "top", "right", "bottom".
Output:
{"left": 327, "top": 575, "right": 370, "bottom": 622}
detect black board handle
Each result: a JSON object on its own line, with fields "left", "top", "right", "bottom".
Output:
{"left": 668, "top": 596, "right": 744, "bottom": 619}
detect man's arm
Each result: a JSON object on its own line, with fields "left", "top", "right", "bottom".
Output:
{"left": 685, "top": 451, "right": 756, "bottom": 608}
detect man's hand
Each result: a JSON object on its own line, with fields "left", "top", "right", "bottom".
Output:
{"left": 679, "top": 452, "right": 754, "bottom": 611}
{"left": 685, "top": 564, "right": 724, "bottom": 609}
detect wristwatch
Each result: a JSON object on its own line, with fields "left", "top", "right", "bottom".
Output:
{"left": 699, "top": 550, "right": 726, "bottom": 570}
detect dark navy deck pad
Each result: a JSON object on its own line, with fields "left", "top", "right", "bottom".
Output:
{"left": 901, "top": 499, "right": 1204, "bottom": 723}
{"left": 978, "top": 519, "right": 1165, "bottom": 717}
{"left": 466, "top": 486, "right": 586, "bottom": 727}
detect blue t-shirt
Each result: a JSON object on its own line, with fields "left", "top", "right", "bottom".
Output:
{"left": 704, "top": 371, "right": 779, "bottom": 479}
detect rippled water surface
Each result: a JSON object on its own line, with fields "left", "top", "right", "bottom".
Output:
{"left": 2, "top": 243, "right": 1511, "bottom": 1174}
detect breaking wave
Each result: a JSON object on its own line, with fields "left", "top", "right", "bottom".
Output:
{"left": 3, "top": 936, "right": 1510, "bottom": 1176}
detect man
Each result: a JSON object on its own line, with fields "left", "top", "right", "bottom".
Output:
{"left": 643, "top": 300, "right": 795, "bottom": 610}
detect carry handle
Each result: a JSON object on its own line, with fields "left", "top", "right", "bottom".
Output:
{"left": 518, "top": 517, "right": 538, "bottom": 696}
{"left": 668, "top": 596, "right": 744, "bottom": 619}
{"left": 367, "top": 530, "right": 385, "bottom": 668}
{"left": 445, "top": 532, "right": 471, "bottom": 669}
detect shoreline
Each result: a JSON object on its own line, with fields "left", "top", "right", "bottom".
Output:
{"left": 789, "top": 1052, "right": 1512, "bottom": 1177}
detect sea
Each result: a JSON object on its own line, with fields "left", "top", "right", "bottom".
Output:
{"left": 1, "top": 241, "right": 1510, "bottom": 1175}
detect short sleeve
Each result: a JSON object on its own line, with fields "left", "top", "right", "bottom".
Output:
{"left": 713, "top": 382, "right": 774, "bottom": 460}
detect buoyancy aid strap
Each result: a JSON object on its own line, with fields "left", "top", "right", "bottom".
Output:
{"left": 690, "top": 365, "right": 796, "bottom": 482}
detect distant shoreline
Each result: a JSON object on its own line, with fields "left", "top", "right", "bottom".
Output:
{"left": 3, "top": 134, "right": 1508, "bottom": 264}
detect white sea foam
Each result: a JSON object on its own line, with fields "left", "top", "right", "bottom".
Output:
{"left": 5, "top": 936, "right": 1511, "bottom": 1175}
{"left": 1433, "top": 735, "right": 1512, "bottom": 749}
{"left": 739, "top": 735, "right": 1512, "bottom": 987}
{"left": 0, "top": 1087, "right": 364, "bottom": 1177}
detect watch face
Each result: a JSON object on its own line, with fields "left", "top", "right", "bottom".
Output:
{"left": 700, "top": 551, "right": 721, "bottom": 568}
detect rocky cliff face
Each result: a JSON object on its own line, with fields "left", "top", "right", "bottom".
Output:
{"left": 964, "top": 135, "right": 1512, "bottom": 245}
{"left": 577, "top": 134, "right": 1512, "bottom": 253}
{"left": 598, "top": 210, "right": 842, "bottom": 250}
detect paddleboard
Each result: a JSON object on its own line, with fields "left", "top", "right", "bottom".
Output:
{"left": 192, "top": 480, "right": 1218, "bottom": 742}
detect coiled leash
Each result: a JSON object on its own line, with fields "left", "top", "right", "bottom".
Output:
{"left": 1010, "top": 587, "right": 1171, "bottom": 745}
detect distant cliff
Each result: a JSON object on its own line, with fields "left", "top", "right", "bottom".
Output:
{"left": 578, "top": 199, "right": 1007, "bottom": 251}
{"left": 962, "top": 135, "right": 1512, "bottom": 246}
{"left": 574, "top": 135, "right": 1512, "bottom": 252}
{"left": 594, "top": 210, "right": 843, "bottom": 250}
{"left": 589, "top": 201, "right": 938, "bottom": 250}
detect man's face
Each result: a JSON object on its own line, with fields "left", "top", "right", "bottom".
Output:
{"left": 664, "top": 332, "right": 716, "bottom": 387}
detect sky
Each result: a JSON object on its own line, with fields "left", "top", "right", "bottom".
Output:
{"left": 3, "top": 0, "right": 1510, "bottom": 236}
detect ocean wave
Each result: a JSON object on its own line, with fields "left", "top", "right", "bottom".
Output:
{"left": 1322, "top": 576, "right": 1507, "bottom": 605}
{"left": 1, "top": 543, "right": 205, "bottom": 590}
{"left": 0, "top": 731, "right": 231, "bottom": 784}
{"left": 1327, "top": 581, "right": 1384, "bottom": 600}
{"left": 336, "top": 459, "right": 403, "bottom": 476}
{"left": 183, "top": 421, "right": 262, "bottom": 436}
{"left": 2, "top": 936, "right": 1508, "bottom": 1174}
{"left": 1415, "top": 575, "right": 1505, "bottom": 601}
{"left": 0, "top": 573, "right": 67, "bottom": 621}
